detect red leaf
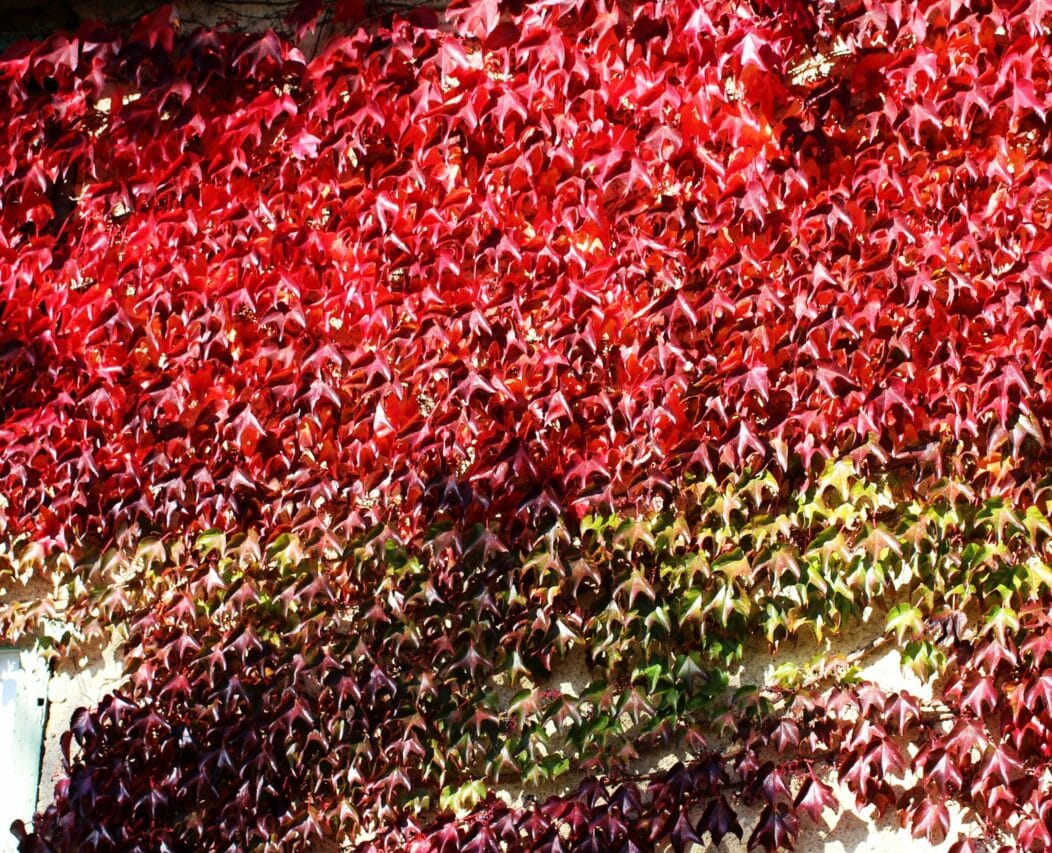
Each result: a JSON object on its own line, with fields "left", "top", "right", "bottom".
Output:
{"left": 698, "top": 796, "right": 743, "bottom": 845}
{"left": 909, "top": 799, "right": 950, "bottom": 844}
{"left": 668, "top": 809, "right": 702, "bottom": 852}
{"left": 920, "top": 749, "right": 963, "bottom": 793}
{"left": 448, "top": 0, "right": 501, "bottom": 39}
{"left": 747, "top": 804, "right": 799, "bottom": 851}
{"left": 794, "top": 776, "right": 836, "bottom": 824}
{"left": 770, "top": 719, "right": 799, "bottom": 754}
{"left": 979, "top": 746, "right": 1023, "bottom": 788}
{"left": 884, "top": 692, "right": 920, "bottom": 734}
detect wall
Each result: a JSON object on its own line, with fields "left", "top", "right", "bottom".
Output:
{"left": 489, "top": 618, "right": 973, "bottom": 852}
{"left": 2, "top": 561, "right": 975, "bottom": 850}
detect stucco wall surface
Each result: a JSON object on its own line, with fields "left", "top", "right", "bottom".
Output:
{"left": 10, "top": 610, "right": 987, "bottom": 851}
{"left": 486, "top": 618, "right": 983, "bottom": 853}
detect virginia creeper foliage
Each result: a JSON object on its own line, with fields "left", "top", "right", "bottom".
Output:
{"left": 2, "top": 0, "right": 1052, "bottom": 849}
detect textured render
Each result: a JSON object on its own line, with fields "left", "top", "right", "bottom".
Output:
{"left": 35, "top": 639, "right": 123, "bottom": 816}
{"left": 29, "top": 629, "right": 975, "bottom": 852}
{"left": 7, "top": 592, "right": 974, "bottom": 850}
{"left": 0, "top": 568, "right": 984, "bottom": 849}
{"left": 488, "top": 620, "right": 978, "bottom": 852}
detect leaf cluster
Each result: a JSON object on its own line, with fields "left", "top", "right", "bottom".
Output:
{"left": 2, "top": 0, "right": 1052, "bottom": 850}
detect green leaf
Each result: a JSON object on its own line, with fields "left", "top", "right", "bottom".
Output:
{"left": 886, "top": 603, "right": 924, "bottom": 642}
{"left": 770, "top": 662, "right": 802, "bottom": 689}
{"left": 134, "top": 538, "right": 167, "bottom": 567}
{"left": 539, "top": 754, "right": 571, "bottom": 779}
{"left": 439, "top": 780, "right": 486, "bottom": 815}
{"left": 636, "top": 663, "right": 666, "bottom": 693}
{"left": 818, "top": 458, "right": 856, "bottom": 502}
{"left": 901, "top": 640, "right": 945, "bottom": 680}
{"left": 673, "top": 653, "right": 707, "bottom": 690}
{"left": 645, "top": 605, "right": 672, "bottom": 635}
{"left": 195, "top": 529, "right": 227, "bottom": 556}
{"left": 1025, "top": 506, "right": 1052, "bottom": 541}
{"left": 984, "top": 605, "right": 1020, "bottom": 645}
{"left": 1025, "top": 557, "right": 1052, "bottom": 591}
{"left": 712, "top": 549, "right": 751, "bottom": 582}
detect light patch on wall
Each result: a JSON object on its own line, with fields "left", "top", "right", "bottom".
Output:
{"left": 0, "top": 649, "right": 48, "bottom": 853}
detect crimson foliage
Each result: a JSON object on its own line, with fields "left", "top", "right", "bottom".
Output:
{"left": 1, "top": 0, "right": 1052, "bottom": 850}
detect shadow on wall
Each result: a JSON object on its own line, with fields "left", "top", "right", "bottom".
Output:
{"left": 0, "top": 573, "right": 968, "bottom": 852}
{"left": 34, "top": 636, "right": 124, "bottom": 816}
{"left": 479, "top": 617, "right": 966, "bottom": 853}
{"left": 0, "top": 569, "right": 124, "bottom": 846}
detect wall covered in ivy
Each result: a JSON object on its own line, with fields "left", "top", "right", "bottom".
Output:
{"left": 1, "top": 0, "right": 1051, "bottom": 850}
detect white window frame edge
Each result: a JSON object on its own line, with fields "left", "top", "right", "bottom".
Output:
{"left": 1, "top": 645, "right": 50, "bottom": 850}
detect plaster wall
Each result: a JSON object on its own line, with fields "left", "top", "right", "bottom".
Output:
{"left": 488, "top": 618, "right": 979, "bottom": 853}
{"left": 13, "top": 615, "right": 985, "bottom": 851}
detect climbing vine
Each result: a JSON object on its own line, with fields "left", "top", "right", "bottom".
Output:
{"left": 1, "top": 0, "right": 1051, "bottom": 849}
